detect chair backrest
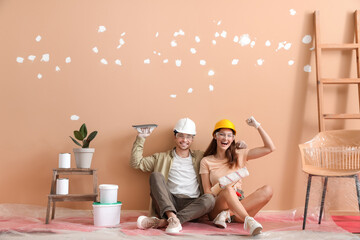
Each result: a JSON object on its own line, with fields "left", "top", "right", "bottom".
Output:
{"left": 299, "top": 130, "right": 360, "bottom": 172}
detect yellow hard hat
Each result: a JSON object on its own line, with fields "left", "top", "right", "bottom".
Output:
{"left": 213, "top": 119, "right": 236, "bottom": 135}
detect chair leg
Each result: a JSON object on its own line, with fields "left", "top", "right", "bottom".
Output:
{"left": 303, "top": 175, "right": 312, "bottom": 230}
{"left": 355, "top": 174, "right": 360, "bottom": 211}
{"left": 318, "top": 176, "right": 328, "bottom": 224}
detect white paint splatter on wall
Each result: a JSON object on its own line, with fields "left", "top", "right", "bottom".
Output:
{"left": 121, "top": 32, "right": 126, "bottom": 37}
{"left": 115, "top": 59, "right": 122, "bottom": 66}
{"left": 209, "top": 84, "right": 214, "bottom": 91}
{"left": 37, "top": 73, "right": 42, "bottom": 79}
{"left": 98, "top": 26, "right": 106, "bottom": 32}
{"left": 239, "top": 34, "right": 251, "bottom": 46}
{"left": 171, "top": 40, "right": 177, "bottom": 47}
{"left": 55, "top": 66, "right": 60, "bottom": 71}
{"left": 200, "top": 60, "right": 206, "bottom": 66}
{"left": 170, "top": 94, "right": 176, "bottom": 98}
{"left": 288, "top": 60, "right": 294, "bottom": 66}
{"left": 117, "top": 38, "right": 125, "bottom": 49}
{"left": 265, "top": 40, "right": 271, "bottom": 47}
{"left": 221, "top": 31, "right": 227, "bottom": 38}
{"left": 65, "top": 57, "right": 71, "bottom": 63}
{"left": 16, "top": 57, "right": 24, "bottom": 63}
{"left": 284, "top": 43, "right": 292, "bottom": 50}
{"left": 175, "top": 59, "right": 182, "bottom": 67}
{"left": 190, "top": 48, "right": 196, "bottom": 54}
{"left": 276, "top": 41, "right": 292, "bottom": 51}
{"left": 302, "top": 35, "right": 312, "bottom": 44}
{"left": 212, "top": 40, "right": 217, "bottom": 45}
{"left": 290, "top": 9, "right": 296, "bottom": 15}
{"left": 195, "top": 36, "right": 200, "bottom": 43}
{"left": 233, "top": 36, "right": 239, "bottom": 43}
{"left": 250, "top": 41, "right": 255, "bottom": 48}
{"left": 257, "top": 59, "right": 264, "bottom": 66}
{"left": 70, "top": 115, "right": 80, "bottom": 120}
{"left": 187, "top": 88, "right": 193, "bottom": 93}
{"left": 232, "top": 59, "right": 239, "bottom": 65}
{"left": 304, "top": 65, "right": 311, "bottom": 72}
{"left": 163, "top": 59, "right": 168, "bottom": 63}
{"left": 35, "top": 35, "right": 41, "bottom": 42}
{"left": 215, "top": 32, "right": 220, "bottom": 38}
{"left": 144, "top": 59, "right": 150, "bottom": 64}
{"left": 28, "top": 55, "right": 36, "bottom": 61}
{"left": 217, "top": 20, "right": 222, "bottom": 26}
{"left": 173, "top": 29, "right": 185, "bottom": 37}
{"left": 155, "top": 32, "right": 159, "bottom": 38}
{"left": 208, "top": 70, "right": 215, "bottom": 76}
{"left": 41, "top": 53, "right": 50, "bottom": 62}
{"left": 100, "top": 58, "right": 108, "bottom": 64}
{"left": 92, "top": 47, "right": 99, "bottom": 53}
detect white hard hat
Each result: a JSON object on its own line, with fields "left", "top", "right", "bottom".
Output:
{"left": 174, "top": 118, "right": 196, "bottom": 135}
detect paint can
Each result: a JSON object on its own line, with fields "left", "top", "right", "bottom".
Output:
{"left": 99, "top": 184, "right": 118, "bottom": 204}
{"left": 56, "top": 178, "right": 69, "bottom": 195}
{"left": 93, "top": 202, "right": 122, "bottom": 227}
{"left": 58, "top": 153, "right": 71, "bottom": 168}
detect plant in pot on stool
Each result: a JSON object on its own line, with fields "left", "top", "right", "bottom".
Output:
{"left": 70, "top": 123, "right": 98, "bottom": 168}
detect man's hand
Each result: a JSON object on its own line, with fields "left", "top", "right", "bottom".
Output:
{"left": 246, "top": 116, "right": 261, "bottom": 129}
{"left": 136, "top": 127, "right": 155, "bottom": 138}
{"left": 236, "top": 140, "right": 247, "bottom": 149}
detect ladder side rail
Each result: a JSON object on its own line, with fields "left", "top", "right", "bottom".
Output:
{"left": 314, "top": 10, "right": 325, "bottom": 131}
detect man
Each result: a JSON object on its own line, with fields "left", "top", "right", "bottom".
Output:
{"left": 130, "top": 118, "right": 215, "bottom": 233}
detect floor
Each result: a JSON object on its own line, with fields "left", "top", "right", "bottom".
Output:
{"left": 0, "top": 204, "right": 358, "bottom": 240}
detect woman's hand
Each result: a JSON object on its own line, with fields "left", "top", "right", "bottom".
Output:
{"left": 246, "top": 116, "right": 261, "bottom": 129}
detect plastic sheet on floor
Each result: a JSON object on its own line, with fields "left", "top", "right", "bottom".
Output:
{"left": 0, "top": 204, "right": 359, "bottom": 240}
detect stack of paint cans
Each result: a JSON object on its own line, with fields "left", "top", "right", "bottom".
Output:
{"left": 93, "top": 184, "right": 122, "bottom": 227}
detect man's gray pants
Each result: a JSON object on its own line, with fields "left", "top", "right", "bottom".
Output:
{"left": 149, "top": 172, "right": 215, "bottom": 224}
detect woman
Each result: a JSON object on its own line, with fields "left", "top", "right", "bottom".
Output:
{"left": 199, "top": 117, "right": 275, "bottom": 236}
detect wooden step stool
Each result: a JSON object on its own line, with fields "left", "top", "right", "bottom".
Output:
{"left": 45, "top": 168, "right": 98, "bottom": 224}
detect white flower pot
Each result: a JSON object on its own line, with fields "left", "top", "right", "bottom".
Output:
{"left": 73, "top": 148, "right": 95, "bottom": 168}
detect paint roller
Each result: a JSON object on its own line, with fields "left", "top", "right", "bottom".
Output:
{"left": 210, "top": 167, "right": 249, "bottom": 196}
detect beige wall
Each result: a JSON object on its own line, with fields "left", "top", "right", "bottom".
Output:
{"left": 1, "top": 0, "right": 360, "bottom": 212}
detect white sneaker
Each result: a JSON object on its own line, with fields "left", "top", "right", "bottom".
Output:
{"left": 137, "top": 216, "right": 161, "bottom": 229}
{"left": 213, "top": 210, "right": 231, "bottom": 228}
{"left": 165, "top": 217, "right": 182, "bottom": 233}
{"left": 244, "top": 216, "right": 263, "bottom": 236}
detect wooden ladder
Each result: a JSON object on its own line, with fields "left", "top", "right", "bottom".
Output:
{"left": 314, "top": 10, "right": 360, "bottom": 131}
{"left": 45, "top": 168, "right": 98, "bottom": 224}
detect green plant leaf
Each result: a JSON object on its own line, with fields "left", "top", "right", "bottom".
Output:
{"left": 83, "top": 139, "right": 89, "bottom": 148}
{"left": 79, "top": 123, "right": 87, "bottom": 138}
{"left": 87, "top": 131, "right": 98, "bottom": 142}
{"left": 74, "top": 130, "right": 84, "bottom": 140}
{"left": 70, "top": 136, "right": 82, "bottom": 147}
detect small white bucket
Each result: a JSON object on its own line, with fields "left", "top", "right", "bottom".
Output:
{"left": 56, "top": 178, "right": 69, "bottom": 195}
{"left": 93, "top": 202, "right": 122, "bottom": 227}
{"left": 59, "top": 153, "right": 71, "bottom": 168}
{"left": 99, "top": 184, "right": 118, "bottom": 204}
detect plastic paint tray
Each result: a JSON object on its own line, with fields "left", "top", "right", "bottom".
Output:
{"left": 132, "top": 124, "right": 158, "bottom": 129}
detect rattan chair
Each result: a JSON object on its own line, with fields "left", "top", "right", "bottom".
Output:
{"left": 299, "top": 130, "right": 360, "bottom": 229}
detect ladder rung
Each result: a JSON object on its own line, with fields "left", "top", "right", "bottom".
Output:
{"left": 321, "top": 78, "right": 360, "bottom": 84}
{"left": 323, "top": 114, "right": 360, "bottom": 119}
{"left": 319, "top": 43, "right": 360, "bottom": 49}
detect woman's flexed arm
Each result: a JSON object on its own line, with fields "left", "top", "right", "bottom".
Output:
{"left": 246, "top": 116, "right": 276, "bottom": 160}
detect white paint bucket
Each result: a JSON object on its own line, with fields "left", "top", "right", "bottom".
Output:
{"left": 56, "top": 178, "right": 69, "bottom": 195}
{"left": 59, "top": 153, "right": 71, "bottom": 168}
{"left": 99, "top": 184, "right": 118, "bottom": 204}
{"left": 93, "top": 202, "right": 122, "bottom": 227}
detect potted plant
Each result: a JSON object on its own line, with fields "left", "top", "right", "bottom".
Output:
{"left": 70, "top": 123, "right": 98, "bottom": 168}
